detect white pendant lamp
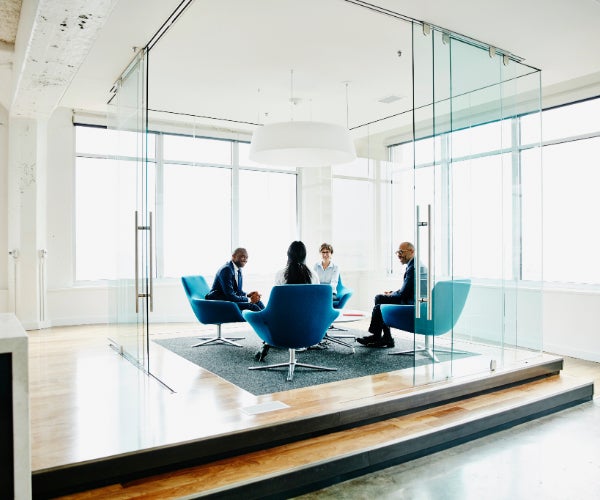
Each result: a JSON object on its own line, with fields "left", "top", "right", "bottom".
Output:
{"left": 249, "top": 120, "right": 356, "bottom": 167}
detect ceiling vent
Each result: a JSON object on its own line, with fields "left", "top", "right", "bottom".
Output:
{"left": 378, "top": 95, "right": 403, "bottom": 104}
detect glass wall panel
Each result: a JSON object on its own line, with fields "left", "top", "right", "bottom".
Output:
{"left": 409, "top": 22, "right": 543, "bottom": 381}
{"left": 107, "top": 50, "right": 150, "bottom": 370}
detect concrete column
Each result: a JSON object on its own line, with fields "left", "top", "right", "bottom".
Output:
{"left": 7, "top": 116, "right": 48, "bottom": 329}
{"left": 0, "top": 105, "right": 8, "bottom": 311}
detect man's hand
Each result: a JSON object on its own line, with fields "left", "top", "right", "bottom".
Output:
{"left": 247, "top": 291, "right": 261, "bottom": 303}
{"left": 383, "top": 290, "right": 393, "bottom": 296}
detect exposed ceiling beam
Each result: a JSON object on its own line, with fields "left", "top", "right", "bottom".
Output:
{"left": 11, "top": 0, "right": 118, "bottom": 118}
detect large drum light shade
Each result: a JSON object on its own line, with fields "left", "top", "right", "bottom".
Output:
{"left": 249, "top": 121, "right": 357, "bottom": 167}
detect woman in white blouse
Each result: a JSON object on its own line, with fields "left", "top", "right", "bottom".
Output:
{"left": 257, "top": 241, "right": 319, "bottom": 362}
{"left": 274, "top": 241, "right": 320, "bottom": 285}
{"left": 313, "top": 242, "right": 339, "bottom": 298}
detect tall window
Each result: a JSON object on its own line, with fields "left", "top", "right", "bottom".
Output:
{"left": 75, "top": 126, "right": 156, "bottom": 281}
{"left": 390, "top": 95, "right": 600, "bottom": 286}
{"left": 75, "top": 126, "right": 297, "bottom": 281}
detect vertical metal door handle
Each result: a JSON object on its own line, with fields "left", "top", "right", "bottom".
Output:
{"left": 415, "top": 205, "right": 421, "bottom": 319}
{"left": 135, "top": 210, "right": 139, "bottom": 313}
{"left": 427, "top": 203, "right": 433, "bottom": 321}
{"left": 149, "top": 211, "right": 154, "bottom": 312}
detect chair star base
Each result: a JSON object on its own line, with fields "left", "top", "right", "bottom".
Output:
{"left": 388, "top": 337, "right": 470, "bottom": 363}
{"left": 323, "top": 332, "right": 356, "bottom": 353}
{"left": 249, "top": 348, "right": 337, "bottom": 381}
{"left": 388, "top": 345, "right": 440, "bottom": 362}
{"left": 192, "top": 336, "right": 244, "bottom": 348}
{"left": 192, "top": 324, "right": 244, "bottom": 348}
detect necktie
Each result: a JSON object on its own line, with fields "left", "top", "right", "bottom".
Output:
{"left": 237, "top": 269, "right": 242, "bottom": 290}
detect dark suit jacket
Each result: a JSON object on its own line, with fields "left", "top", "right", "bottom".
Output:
{"left": 390, "top": 258, "right": 415, "bottom": 305}
{"left": 205, "top": 261, "right": 249, "bottom": 303}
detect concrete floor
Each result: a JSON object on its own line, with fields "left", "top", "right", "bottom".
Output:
{"left": 296, "top": 396, "right": 600, "bottom": 500}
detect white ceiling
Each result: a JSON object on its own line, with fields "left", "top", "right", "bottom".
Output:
{"left": 5, "top": 0, "right": 600, "bottom": 134}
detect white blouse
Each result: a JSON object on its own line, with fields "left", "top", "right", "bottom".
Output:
{"left": 313, "top": 261, "right": 339, "bottom": 292}
{"left": 274, "top": 268, "right": 320, "bottom": 285}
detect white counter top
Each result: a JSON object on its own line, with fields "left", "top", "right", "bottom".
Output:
{"left": 0, "top": 313, "right": 31, "bottom": 499}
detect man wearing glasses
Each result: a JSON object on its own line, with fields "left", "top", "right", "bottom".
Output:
{"left": 357, "top": 241, "right": 416, "bottom": 348}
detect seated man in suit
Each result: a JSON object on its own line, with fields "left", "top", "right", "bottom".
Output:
{"left": 357, "top": 241, "right": 417, "bottom": 348}
{"left": 206, "top": 248, "right": 265, "bottom": 311}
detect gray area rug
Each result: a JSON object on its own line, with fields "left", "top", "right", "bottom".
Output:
{"left": 154, "top": 329, "right": 475, "bottom": 395}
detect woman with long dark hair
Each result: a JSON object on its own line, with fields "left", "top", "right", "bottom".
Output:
{"left": 255, "top": 241, "right": 320, "bottom": 362}
{"left": 275, "top": 240, "right": 319, "bottom": 285}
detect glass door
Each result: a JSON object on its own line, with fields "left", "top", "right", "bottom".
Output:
{"left": 107, "top": 50, "right": 153, "bottom": 371}
{"left": 410, "top": 22, "right": 543, "bottom": 382}
{"left": 411, "top": 23, "right": 460, "bottom": 381}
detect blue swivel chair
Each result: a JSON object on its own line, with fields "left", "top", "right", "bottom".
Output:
{"left": 327, "top": 274, "right": 356, "bottom": 348}
{"left": 380, "top": 280, "right": 471, "bottom": 362}
{"left": 181, "top": 275, "right": 246, "bottom": 347}
{"left": 243, "top": 284, "right": 340, "bottom": 381}
{"left": 332, "top": 274, "right": 353, "bottom": 309}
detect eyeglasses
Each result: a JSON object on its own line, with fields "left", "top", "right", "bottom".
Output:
{"left": 395, "top": 249, "right": 405, "bottom": 255}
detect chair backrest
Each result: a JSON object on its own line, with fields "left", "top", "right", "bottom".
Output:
{"left": 246, "top": 284, "right": 340, "bottom": 349}
{"left": 334, "top": 274, "right": 353, "bottom": 309}
{"left": 181, "top": 275, "right": 211, "bottom": 300}
{"left": 415, "top": 279, "right": 471, "bottom": 336}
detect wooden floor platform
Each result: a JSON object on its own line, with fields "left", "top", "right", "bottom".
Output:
{"left": 27, "top": 324, "right": 594, "bottom": 499}
{"left": 53, "top": 372, "right": 592, "bottom": 499}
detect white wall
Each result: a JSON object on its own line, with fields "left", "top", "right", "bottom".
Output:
{"left": 544, "top": 288, "right": 600, "bottom": 361}
{"left": 46, "top": 108, "right": 75, "bottom": 290}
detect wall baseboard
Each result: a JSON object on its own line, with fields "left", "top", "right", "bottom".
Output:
{"left": 543, "top": 342, "right": 600, "bottom": 364}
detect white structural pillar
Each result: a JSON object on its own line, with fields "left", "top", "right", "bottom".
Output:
{"left": 7, "top": 116, "right": 48, "bottom": 329}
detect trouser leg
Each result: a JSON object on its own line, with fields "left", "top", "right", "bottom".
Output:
{"left": 368, "top": 295, "right": 396, "bottom": 339}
